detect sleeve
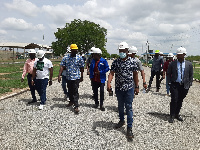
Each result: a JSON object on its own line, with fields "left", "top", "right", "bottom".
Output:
{"left": 161, "top": 58, "right": 164, "bottom": 69}
{"left": 167, "top": 62, "right": 172, "bottom": 84}
{"left": 48, "top": 60, "right": 53, "bottom": 68}
{"left": 110, "top": 60, "right": 116, "bottom": 72}
{"left": 100, "top": 60, "right": 110, "bottom": 74}
{"left": 22, "top": 60, "right": 28, "bottom": 79}
{"left": 137, "top": 60, "right": 144, "bottom": 71}
{"left": 60, "top": 57, "right": 66, "bottom": 67}
{"left": 79, "top": 57, "right": 85, "bottom": 68}
{"left": 189, "top": 62, "right": 193, "bottom": 86}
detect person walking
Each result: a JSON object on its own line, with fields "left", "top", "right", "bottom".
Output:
{"left": 58, "top": 44, "right": 85, "bottom": 114}
{"left": 107, "top": 42, "right": 139, "bottom": 139}
{"left": 128, "top": 46, "right": 147, "bottom": 90}
{"left": 163, "top": 53, "right": 174, "bottom": 96}
{"left": 31, "top": 50, "right": 53, "bottom": 110}
{"left": 90, "top": 48, "right": 110, "bottom": 111}
{"left": 147, "top": 50, "right": 164, "bottom": 92}
{"left": 21, "top": 49, "right": 38, "bottom": 104}
{"left": 167, "top": 47, "right": 193, "bottom": 123}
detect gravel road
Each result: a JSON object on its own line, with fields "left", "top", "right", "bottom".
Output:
{"left": 0, "top": 60, "right": 199, "bottom": 150}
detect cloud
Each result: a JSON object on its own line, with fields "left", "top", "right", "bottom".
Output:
{"left": 5, "top": 0, "right": 39, "bottom": 17}
{"left": 1, "top": 17, "right": 45, "bottom": 31}
{"left": 0, "top": 30, "right": 7, "bottom": 35}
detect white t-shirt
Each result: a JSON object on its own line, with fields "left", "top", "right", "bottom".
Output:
{"left": 34, "top": 58, "right": 53, "bottom": 79}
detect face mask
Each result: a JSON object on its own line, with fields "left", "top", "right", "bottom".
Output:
{"left": 119, "top": 52, "right": 127, "bottom": 59}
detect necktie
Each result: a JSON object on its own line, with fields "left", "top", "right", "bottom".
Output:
{"left": 180, "top": 63, "right": 182, "bottom": 83}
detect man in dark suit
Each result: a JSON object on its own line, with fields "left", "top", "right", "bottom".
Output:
{"left": 167, "top": 47, "right": 193, "bottom": 123}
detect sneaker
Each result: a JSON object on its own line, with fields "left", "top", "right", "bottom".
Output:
{"left": 156, "top": 88, "right": 159, "bottom": 92}
{"left": 100, "top": 105, "right": 105, "bottom": 111}
{"left": 28, "top": 99, "right": 37, "bottom": 104}
{"left": 38, "top": 104, "right": 44, "bottom": 110}
{"left": 115, "top": 121, "right": 125, "bottom": 129}
{"left": 74, "top": 107, "right": 79, "bottom": 114}
{"left": 127, "top": 127, "right": 134, "bottom": 139}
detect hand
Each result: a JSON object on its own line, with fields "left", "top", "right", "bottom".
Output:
{"left": 21, "top": 78, "right": 24, "bottom": 82}
{"left": 143, "top": 83, "right": 147, "bottom": 89}
{"left": 49, "top": 80, "right": 52, "bottom": 86}
{"left": 58, "top": 76, "right": 61, "bottom": 83}
{"left": 107, "top": 83, "right": 111, "bottom": 92}
{"left": 31, "top": 80, "right": 34, "bottom": 86}
{"left": 80, "top": 77, "right": 83, "bottom": 82}
{"left": 134, "top": 88, "right": 139, "bottom": 95}
{"left": 163, "top": 74, "right": 165, "bottom": 79}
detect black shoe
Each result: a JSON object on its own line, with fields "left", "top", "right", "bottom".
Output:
{"left": 74, "top": 107, "right": 79, "bottom": 114}
{"left": 168, "top": 116, "right": 175, "bottom": 123}
{"left": 127, "top": 127, "right": 134, "bottom": 139}
{"left": 115, "top": 121, "right": 125, "bottom": 129}
{"left": 175, "top": 115, "right": 183, "bottom": 121}
{"left": 100, "top": 106, "right": 105, "bottom": 111}
{"left": 28, "top": 100, "right": 37, "bottom": 104}
{"left": 156, "top": 88, "right": 159, "bottom": 92}
{"left": 94, "top": 104, "right": 99, "bottom": 108}
{"left": 66, "top": 101, "right": 74, "bottom": 107}
{"left": 92, "top": 95, "right": 95, "bottom": 99}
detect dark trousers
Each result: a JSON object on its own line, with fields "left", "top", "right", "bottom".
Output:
{"left": 170, "top": 82, "right": 188, "bottom": 116}
{"left": 67, "top": 79, "right": 80, "bottom": 107}
{"left": 92, "top": 81, "right": 105, "bottom": 106}
{"left": 35, "top": 79, "right": 48, "bottom": 105}
{"left": 148, "top": 70, "right": 160, "bottom": 89}
{"left": 27, "top": 74, "right": 36, "bottom": 101}
{"left": 62, "top": 75, "right": 68, "bottom": 96}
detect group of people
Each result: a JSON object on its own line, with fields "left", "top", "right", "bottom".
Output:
{"left": 21, "top": 42, "right": 193, "bottom": 139}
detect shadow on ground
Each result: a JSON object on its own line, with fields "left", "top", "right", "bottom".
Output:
{"left": 18, "top": 99, "right": 40, "bottom": 106}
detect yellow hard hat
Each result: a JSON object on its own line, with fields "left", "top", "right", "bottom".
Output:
{"left": 70, "top": 44, "right": 78, "bottom": 50}
{"left": 155, "top": 50, "right": 160, "bottom": 53}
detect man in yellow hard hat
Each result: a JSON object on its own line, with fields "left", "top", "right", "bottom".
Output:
{"left": 58, "top": 44, "right": 85, "bottom": 114}
{"left": 147, "top": 50, "right": 164, "bottom": 92}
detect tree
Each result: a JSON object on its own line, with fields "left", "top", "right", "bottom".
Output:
{"left": 111, "top": 54, "right": 119, "bottom": 58}
{"left": 52, "top": 19, "right": 108, "bottom": 56}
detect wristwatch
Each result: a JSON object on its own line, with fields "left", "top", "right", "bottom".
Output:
{"left": 143, "top": 82, "right": 147, "bottom": 85}
{"left": 135, "top": 86, "right": 139, "bottom": 89}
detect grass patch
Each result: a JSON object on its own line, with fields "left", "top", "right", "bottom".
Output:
{"left": 0, "top": 88, "right": 12, "bottom": 94}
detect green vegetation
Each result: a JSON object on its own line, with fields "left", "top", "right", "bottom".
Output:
{"left": 0, "top": 60, "right": 61, "bottom": 96}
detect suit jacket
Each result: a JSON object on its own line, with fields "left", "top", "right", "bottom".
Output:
{"left": 167, "top": 60, "right": 193, "bottom": 89}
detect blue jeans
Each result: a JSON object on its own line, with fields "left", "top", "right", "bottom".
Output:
{"left": 35, "top": 79, "right": 48, "bottom": 105}
{"left": 115, "top": 88, "right": 134, "bottom": 128}
{"left": 62, "top": 75, "right": 68, "bottom": 95}
{"left": 166, "top": 78, "right": 170, "bottom": 94}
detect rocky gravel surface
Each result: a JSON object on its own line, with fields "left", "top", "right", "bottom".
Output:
{"left": 0, "top": 60, "right": 199, "bottom": 150}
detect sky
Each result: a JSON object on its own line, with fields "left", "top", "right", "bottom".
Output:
{"left": 0, "top": 0, "right": 200, "bottom": 56}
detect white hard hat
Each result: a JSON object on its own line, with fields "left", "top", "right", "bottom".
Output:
{"left": 168, "top": 53, "right": 174, "bottom": 57}
{"left": 159, "top": 51, "right": 163, "bottom": 55}
{"left": 176, "top": 47, "right": 187, "bottom": 54}
{"left": 92, "top": 48, "right": 102, "bottom": 54}
{"left": 88, "top": 47, "right": 96, "bottom": 53}
{"left": 128, "top": 46, "right": 138, "bottom": 54}
{"left": 28, "top": 49, "right": 36, "bottom": 53}
{"left": 118, "top": 42, "right": 129, "bottom": 50}
{"left": 36, "top": 50, "right": 45, "bottom": 58}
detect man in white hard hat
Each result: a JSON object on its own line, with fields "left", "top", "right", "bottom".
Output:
{"left": 31, "top": 50, "right": 53, "bottom": 110}
{"left": 90, "top": 48, "right": 109, "bottom": 111}
{"left": 167, "top": 47, "right": 193, "bottom": 123}
{"left": 128, "top": 46, "right": 147, "bottom": 90}
{"left": 107, "top": 42, "right": 139, "bottom": 139}
{"left": 163, "top": 53, "right": 174, "bottom": 96}
{"left": 86, "top": 47, "right": 95, "bottom": 99}
{"left": 21, "top": 49, "right": 38, "bottom": 104}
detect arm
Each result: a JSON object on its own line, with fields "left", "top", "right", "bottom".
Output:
{"left": 140, "top": 70, "right": 147, "bottom": 89}
{"left": 80, "top": 67, "right": 84, "bottom": 82}
{"left": 100, "top": 60, "right": 110, "bottom": 74}
{"left": 49, "top": 67, "right": 53, "bottom": 86}
{"left": 107, "top": 71, "right": 114, "bottom": 92}
{"left": 31, "top": 67, "right": 36, "bottom": 86}
{"left": 58, "top": 66, "right": 64, "bottom": 83}
{"left": 189, "top": 63, "right": 193, "bottom": 86}
{"left": 21, "top": 61, "right": 28, "bottom": 82}
{"left": 133, "top": 71, "right": 139, "bottom": 95}
{"left": 167, "top": 63, "right": 172, "bottom": 85}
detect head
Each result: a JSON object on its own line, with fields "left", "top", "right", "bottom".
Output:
{"left": 70, "top": 44, "right": 78, "bottom": 57}
{"left": 118, "top": 42, "right": 129, "bottom": 59}
{"left": 128, "top": 46, "right": 137, "bottom": 58}
{"left": 155, "top": 50, "right": 160, "bottom": 58}
{"left": 176, "top": 47, "right": 187, "bottom": 62}
{"left": 128, "top": 53, "right": 136, "bottom": 58}
{"left": 93, "top": 53, "right": 101, "bottom": 61}
{"left": 36, "top": 50, "right": 45, "bottom": 61}
{"left": 168, "top": 53, "right": 174, "bottom": 62}
{"left": 28, "top": 49, "right": 36, "bottom": 60}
